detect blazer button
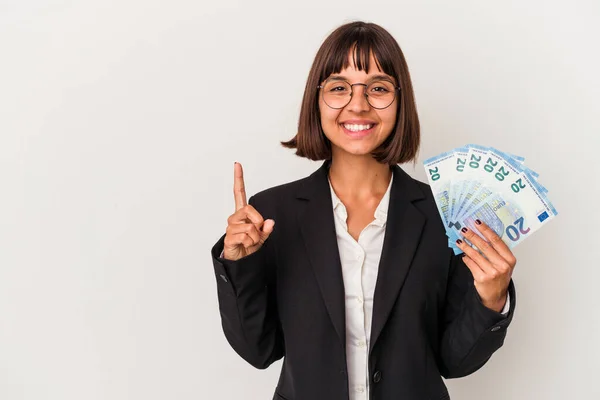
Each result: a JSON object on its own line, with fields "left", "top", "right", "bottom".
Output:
{"left": 373, "top": 370, "right": 382, "bottom": 383}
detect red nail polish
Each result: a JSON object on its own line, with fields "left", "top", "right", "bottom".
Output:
{"left": 456, "top": 239, "right": 463, "bottom": 245}
{"left": 461, "top": 227, "right": 468, "bottom": 233}
{"left": 475, "top": 219, "right": 482, "bottom": 225}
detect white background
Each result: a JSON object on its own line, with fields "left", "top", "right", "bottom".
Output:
{"left": 1, "top": 1, "right": 599, "bottom": 399}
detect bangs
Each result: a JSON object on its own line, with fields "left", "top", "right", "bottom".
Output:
{"left": 319, "top": 30, "right": 396, "bottom": 84}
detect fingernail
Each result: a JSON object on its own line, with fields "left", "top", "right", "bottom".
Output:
{"left": 461, "top": 253, "right": 467, "bottom": 258}
{"left": 456, "top": 239, "right": 463, "bottom": 245}
{"left": 475, "top": 219, "right": 482, "bottom": 225}
{"left": 461, "top": 227, "right": 468, "bottom": 233}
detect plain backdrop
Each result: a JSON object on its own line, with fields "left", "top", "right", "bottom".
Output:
{"left": 1, "top": 1, "right": 599, "bottom": 399}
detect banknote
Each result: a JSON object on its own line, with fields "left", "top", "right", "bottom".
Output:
{"left": 424, "top": 145, "right": 558, "bottom": 255}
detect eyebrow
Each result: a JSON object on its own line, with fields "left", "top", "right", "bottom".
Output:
{"left": 327, "top": 74, "right": 396, "bottom": 84}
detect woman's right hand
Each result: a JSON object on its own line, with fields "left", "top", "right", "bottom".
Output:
{"left": 222, "top": 162, "right": 275, "bottom": 261}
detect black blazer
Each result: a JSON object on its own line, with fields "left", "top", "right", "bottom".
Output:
{"left": 211, "top": 159, "right": 516, "bottom": 400}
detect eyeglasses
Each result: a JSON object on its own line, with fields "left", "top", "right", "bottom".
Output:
{"left": 317, "top": 78, "right": 401, "bottom": 110}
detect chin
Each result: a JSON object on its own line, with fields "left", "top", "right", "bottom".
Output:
{"left": 335, "top": 143, "right": 378, "bottom": 156}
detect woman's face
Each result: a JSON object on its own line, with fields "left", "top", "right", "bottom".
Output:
{"left": 318, "top": 51, "right": 398, "bottom": 159}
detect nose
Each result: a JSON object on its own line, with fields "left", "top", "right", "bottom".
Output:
{"left": 345, "top": 84, "right": 370, "bottom": 112}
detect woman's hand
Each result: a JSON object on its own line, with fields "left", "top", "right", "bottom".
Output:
{"left": 455, "top": 219, "right": 517, "bottom": 313}
{"left": 222, "top": 162, "right": 275, "bottom": 261}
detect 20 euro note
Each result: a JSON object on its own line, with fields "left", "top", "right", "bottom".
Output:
{"left": 425, "top": 144, "right": 557, "bottom": 254}
{"left": 423, "top": 150, "right": 462, "bottom": 253}
{"left": 454, "top": 145, "right": 547, "bottom": 225}
{"left": 454, "top": 168, "right": 558, "bottom": 250}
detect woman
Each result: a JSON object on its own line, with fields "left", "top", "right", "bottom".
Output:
{"left": 211, "top": 20, "right": 516, "bottom": 400}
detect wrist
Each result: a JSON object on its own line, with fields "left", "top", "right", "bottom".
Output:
{"left": 482, "top": 292, "right": 508, "bottom": 313}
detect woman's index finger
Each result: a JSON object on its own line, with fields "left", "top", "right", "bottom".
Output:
{"left": 234, "top": 162, "right": 247, "bottom": 211}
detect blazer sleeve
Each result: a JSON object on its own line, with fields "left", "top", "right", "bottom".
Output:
{"left": 436, "top": 250, "right": 516, "bottom": 379}
{"left": 210, "top": 194, "right": 284, "bottom": 370}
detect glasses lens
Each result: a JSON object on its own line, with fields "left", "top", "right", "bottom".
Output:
{"left": 366, "top": 80, "right": 396, "bottom": 109}
{"left": 322, "top": 80, "right": 352, "bottom": 108}
{"left": 321, "top": 80, "right": 397, "bottom": 109}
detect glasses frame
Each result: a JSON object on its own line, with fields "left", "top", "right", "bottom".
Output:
{"left": 317, "top": 78, "right": 401, "bottom": 110}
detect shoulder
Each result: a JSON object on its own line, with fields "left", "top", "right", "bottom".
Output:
{"left": 399, "top": 168, "right": 444, "bottom": 225}
{"left": 413, "top": 177, "right": 438, "bottom": 212}
{"left": 397, "top": 166, "right": 436, "bottom": 206}
{"left": 409, "top": 174, "right": 434, "bottom": 199}
{"left": 413, "top": 177, "right": 436, "bottom": 207}
{"left": 399, "top": 169, "right": 451, "bottom": 255}
{"left": 250, "top": 175, "right": 306, "bottom": 204}
{"left": 247, "top": 173, "right": 311, "bottom": 219}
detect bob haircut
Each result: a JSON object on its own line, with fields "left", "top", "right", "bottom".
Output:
{"left": 280, "top": 21, "right": 420, "bottom": 166}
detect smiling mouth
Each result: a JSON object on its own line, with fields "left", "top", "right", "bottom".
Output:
{"left": 341, "top": 123, "right": 376, "bottom": 132}
{"left": 340, "top": 123, "right": 377, "bottom": 138}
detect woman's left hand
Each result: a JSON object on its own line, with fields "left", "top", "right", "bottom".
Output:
{"left": 455, "top": 219, "right": 517, "bottom": 313}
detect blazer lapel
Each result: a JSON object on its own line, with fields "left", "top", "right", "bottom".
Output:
{"left": 295, "top": 159, "right": 427, "bottom": 354}
{"left": 369, "top": 164, "right": 426, "bottom": 354}
{"left": 296, "top": 160, "right": 347, "bottom": 346}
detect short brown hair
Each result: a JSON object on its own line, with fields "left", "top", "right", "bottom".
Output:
{"left": 280, "top": 20, "right": 420, "bottom": 166}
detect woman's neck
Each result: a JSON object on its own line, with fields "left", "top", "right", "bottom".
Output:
{"left": 327, "top": 156, "right": 392, "bottom": 201}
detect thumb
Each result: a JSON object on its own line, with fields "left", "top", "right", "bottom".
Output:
{"left": 261, "top": 219, "right": 275, "bottom": 238}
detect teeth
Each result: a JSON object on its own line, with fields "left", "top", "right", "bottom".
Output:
{"left": 343, "top": 123, "right": 374, "bottom": 132}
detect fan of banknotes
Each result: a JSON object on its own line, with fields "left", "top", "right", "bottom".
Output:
{"left": 423, "top": 144, "right": 558, "bottom": 255}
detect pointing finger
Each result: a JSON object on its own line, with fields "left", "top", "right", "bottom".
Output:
{"left": 234, "top": 162, "right": 247, "bottom": 211}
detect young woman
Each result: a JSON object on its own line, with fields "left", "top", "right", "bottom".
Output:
{"left": 211, "top": 20, "right": 516, "bottom": 400}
